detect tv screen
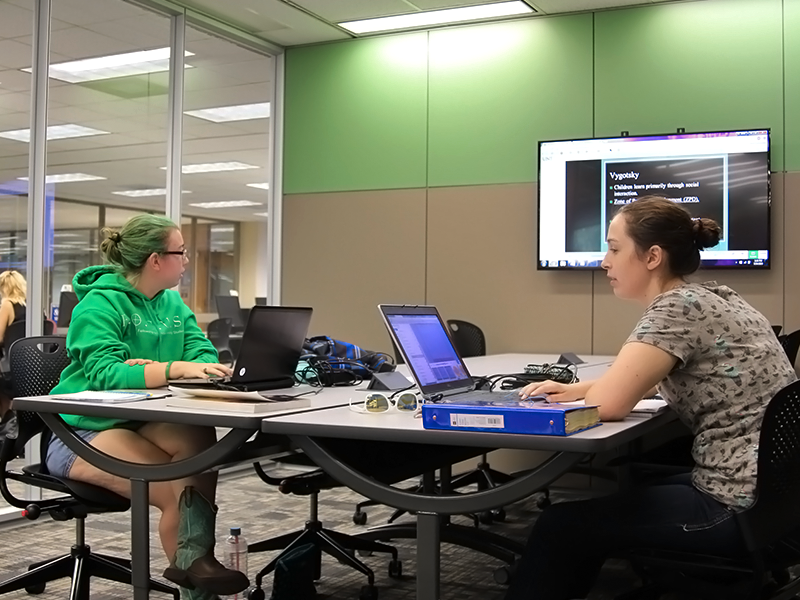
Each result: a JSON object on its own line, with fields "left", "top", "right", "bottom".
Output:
{"left": 537, "top": 129, "right": 771, "bottom": 270}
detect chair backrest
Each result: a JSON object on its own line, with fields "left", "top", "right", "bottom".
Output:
{"left": 3, "top": 320, "right": 55, "bottom": 354}
{"left": 207, "top": 318, "right": 232, "bottom": 347}
{"left": 738, "top": 379, "right": 800, "bottom": 550}
{"left": 255, "top": 297, "right": 268, "bottom": 306}
{"left": 772, "top": 325, "right": 783, "bottom": 337}
{"left": 446, "top": 319, "right": 486, "bottom": 358}
{"left": 778, "top": 329, "right": 800, "bottom": 366}
{"left": 57, "top": 290, "right": 79, "bottom": 328}
{"left": 215, "top": 294, "right": 245, "bottom": 329}
{"left": 4, "top": 336, "right": 70, "bottom": 458}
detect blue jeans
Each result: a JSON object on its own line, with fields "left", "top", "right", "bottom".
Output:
{"left": 503, "top": 474, "right": 746, "bottom": 600}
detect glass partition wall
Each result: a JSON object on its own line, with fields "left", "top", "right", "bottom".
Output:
{"left": 0, "top": 0, "right": 278, "bottom": 519}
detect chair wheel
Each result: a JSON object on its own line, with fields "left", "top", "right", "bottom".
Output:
{"left": 360, "top": 584, "right": 379, "bottom": 600}
{"left": 491, "top": 508, "right": 506, "bottom": 522}
{"left": 479, "top": 510, "right": 494, "bottom": 525}
{"left": 246, "top": 587, "right": 266, "bottom": 600}
{"left": 537, "top": 496, "right": 551, "bottom": 509}
{"left": 494, "top": 565, "right": 512, "bottom": 585}
{"left": 24, "top": 582, "right": 46, "bottom": 594}
{"left": 388, "top": 559, "right": 403, "bottom": 578}
{"left": 353, "top": 510, "right": 368, "bottom": 525}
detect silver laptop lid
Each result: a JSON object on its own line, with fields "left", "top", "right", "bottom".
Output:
{"left": 378, "top": 304, "right": 474, "bottom": 397}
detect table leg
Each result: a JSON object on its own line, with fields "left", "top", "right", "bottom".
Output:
{"left": 131, "top": 478, "right": 151, "bottom": 600}
{"left": 417, "top": 511, "right": 441, "bottom": 600}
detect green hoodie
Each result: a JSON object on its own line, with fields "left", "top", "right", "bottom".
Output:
{"left": 51, "top": 265, "right": 218, "bottom": 430}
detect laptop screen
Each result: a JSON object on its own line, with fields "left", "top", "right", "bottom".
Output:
{"left": 381, "top": 305, "right": 474, "bottom": 395}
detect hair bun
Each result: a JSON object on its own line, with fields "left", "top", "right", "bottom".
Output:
{"left": 110, "top": 232, "right": 122, "bottom": 244}
{"left": 692, "top": 217, "right": 722, "bottom": 249}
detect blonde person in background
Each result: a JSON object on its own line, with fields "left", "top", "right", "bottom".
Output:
{"left": 44, "top": 215, "right": 246, "bottom": 600}
{"left": 0, "top": 270, "right": 27, "bottom": 418}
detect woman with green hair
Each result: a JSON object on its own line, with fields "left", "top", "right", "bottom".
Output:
{"left": 45, "top": 214, "right": 248, "bottom": 600}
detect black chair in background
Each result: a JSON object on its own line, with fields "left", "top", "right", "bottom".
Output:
{"left": 1, "top": 320, "right": 55, "bottom": 373}
{"left": 778, "top": 329, "right": 800, "bottom": 367}
{"left": 772, "top": 325, "right": 783, "bottom": 337}
{"left": 446, "top": 319, "right": 521, "bottom": 522}
{"left": 215, "top": 295, "right": 246, "bottom": 333}
{"left": 447, "top": 319, "right": 486, "bottom": 358}
{"left": 0, "top": 336, "right": 177, "bottom": 600}
{"left": 246, "top": 461, "right": 400, "bottom": 600}
{"left": 206, "top": 317, "right": 234, "bottom": 364}
{"left": 618, "top": 379, "right": 800, "bottom": 600}
{"left": 57, "top": 291, "right": 79, "bottom": 328}
{"left": 255, "top": 297, "right": 268, "bottom": 306}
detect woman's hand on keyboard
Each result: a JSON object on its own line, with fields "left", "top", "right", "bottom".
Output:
{"left": 519, "top": 380, "right": 582, "bottom": 403}
{"left": 171, "top": 361, "right": 233, "bottom": 380}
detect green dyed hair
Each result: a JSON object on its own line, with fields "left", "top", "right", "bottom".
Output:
{"left": 100, "top": 214, "right": 179, "bottom": 279}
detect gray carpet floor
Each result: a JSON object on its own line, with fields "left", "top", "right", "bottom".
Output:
{"left": 0, "top": 462, "right": 650, "bottom": 600}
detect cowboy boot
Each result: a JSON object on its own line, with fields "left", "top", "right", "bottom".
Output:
{"left": 163, "top": 486, "right": 250, "bottom": 596}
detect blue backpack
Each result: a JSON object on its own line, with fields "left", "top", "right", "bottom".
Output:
{"left": 300, "top": 336, "right": 394, "bottom": 380}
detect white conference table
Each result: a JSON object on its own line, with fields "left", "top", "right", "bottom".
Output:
{"left": 12, "top": 352, "right": 649, "bottom": 600}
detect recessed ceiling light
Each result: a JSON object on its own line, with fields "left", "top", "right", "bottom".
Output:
{"left": 23, "top": 48, "right": 195, "bottom": 83}
{"left": 339, "top": 1, "right": 534, "bottom": 34}
{"left": 189, "top": 200, "right": 263, "bottom": 209}
{"left": 253, "top": 212, "right": 269, "bottom": 218}
{"left": 111, "top": 188, "right": 192, "bottom": 197}
{"left": 162, "top": 162, "right": 260, "bottom": 174}
{"left": 185, "top": 102, "right": 270, "bottom": 123}
{"left": 0, "top": 124, "right": 109, "bottom": 142}
{"left": 18, "top": 173, "right": 106, "bottom": 183}
{"left": 246, "top": 183, "right": 270, "bottom": 190}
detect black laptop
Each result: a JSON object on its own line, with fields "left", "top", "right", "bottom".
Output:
{"left": 171, "top": 306, "right": 313, "bottom": 393}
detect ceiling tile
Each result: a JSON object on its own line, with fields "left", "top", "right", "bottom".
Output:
{"left": 530, "top": 0, "right": 655, "bottom": 13}
{"left": 51, "top": 0, "right": 152, "bottom": 27}
{"left": 0, "top": 3, "right": 34, "bottom": 40}
{"left": 0, "top": 39, "right": 35, "bottom": 69}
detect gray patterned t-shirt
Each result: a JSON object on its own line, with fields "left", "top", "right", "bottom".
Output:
{"left": 625, "top": 281, "right": 797, "bottom": 508}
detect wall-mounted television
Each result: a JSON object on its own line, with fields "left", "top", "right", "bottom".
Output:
{"left": 537, "top": 129, "right": 771, "bottom": 270}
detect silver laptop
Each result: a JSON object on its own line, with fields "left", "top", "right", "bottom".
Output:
{"left": 378, "top": 304, "right": 516, "bottom": 403}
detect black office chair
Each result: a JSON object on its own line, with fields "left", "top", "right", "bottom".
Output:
{"left": 246, "top": 460, "right": 400, "bottom": 600}
{"left": 0, "top": 336, "right": 177, "bottom": 600}
{"left": 772, "top": 325, "right": 783, "bottom": 337}
{"left": 446, "top": 319, "right": 521, "bottom": 522}
{"left": 215, "top": 295, "right": 246, "bottom": 333}
{"left": 1, "top": 320, "right": 55, "bottom": 374}
{"left": 618, "top": 379, "right": 800, "bottom": 600}
{"left": 255, "top": 297, "right": 268, "bottom": 306}
{"left": 206, "top": 317, "right": 234, "bottom": 364}
{"left": 446, "top": 320, "right": 486, "bottom": 358}
{"left": 778, "top": 329, "right": 800, "bottom": 367}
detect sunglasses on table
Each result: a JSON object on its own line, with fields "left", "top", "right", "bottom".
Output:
{"left": 349, "top": 391, "right": 421, "bottom": 414}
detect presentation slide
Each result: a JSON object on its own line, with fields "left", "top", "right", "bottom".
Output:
{"left": 538, "top": 130, "right": 770, "bottom": 269}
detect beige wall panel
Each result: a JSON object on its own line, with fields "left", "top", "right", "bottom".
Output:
{"left": 426, "top": 184, "right": 593, "bottom": 356}
{"left": 282, "top": 189, "right": 427, "bottom": 354}
{"left": 593, "top": 174, "right": 786, "bottom": 355}
{"left": 785, "top": 174, "right": 800, "bottom": 342}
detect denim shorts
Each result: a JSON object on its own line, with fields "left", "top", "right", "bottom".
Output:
{"left": 45, "top": 428, "right": 101, "bottom": 478}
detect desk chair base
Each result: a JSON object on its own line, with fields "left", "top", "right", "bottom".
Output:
{"left": 248, "top": 492, "right": 401, "bottom": 600}
{"left": 0, "top": 544, "right": 177, "bottom": 600}
{"left": 355, "top": 516, "right": 525, "bottom": 568}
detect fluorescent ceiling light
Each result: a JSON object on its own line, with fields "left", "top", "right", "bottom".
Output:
{"left": 246, "top": 183, "right": 270, "bottom": 190}
{"left": 185, "top": 102, "right": 270, "bottom": 123}
{"left": 112, "top": 188, "right": 191, "bottom": 197}
{"left": 162, "top": 162, "right": 260, "bottom": 174}
{"left": 339, "top": 1, "right": 534, "bottom": 34}
{"left": 189, "top": 200, "right": 263, "bottom": 209}
{"left": 253, "top": 212, "right": 269, "bottom": 218}
{"left": 0, "top": 124, "right": 109, "bottom": 142}
{"left": 18, "top": 173, "right": 106, "bottom": 183}
{"left": 23, "top": 48, "right": 195, "bottom": 83}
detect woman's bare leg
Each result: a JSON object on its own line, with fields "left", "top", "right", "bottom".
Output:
{"left": 136, "top": 422, "right": 219, "bottom": 504}
{"left": 67, "top": 428, "right": 181, "bottom": 559}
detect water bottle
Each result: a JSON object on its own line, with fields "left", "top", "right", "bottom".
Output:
{"left": 222, "top": 527, "right": 248, "bottom": 600}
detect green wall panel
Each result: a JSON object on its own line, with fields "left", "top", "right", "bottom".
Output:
{"left": 594, "top": 0, "right": 784, "bottom": 170}
{"left": 785, "top": 0, "right": 800, "bottom": 172}
{"left": 427, "top": 15, "right": 594, "bottom": 187}
{"left": 284, "top": 34, "right": 428, "bottom": 194}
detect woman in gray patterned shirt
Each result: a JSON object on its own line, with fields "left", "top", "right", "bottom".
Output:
{"left": 504, "top": 196, "right": 797, "bottom": 600}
